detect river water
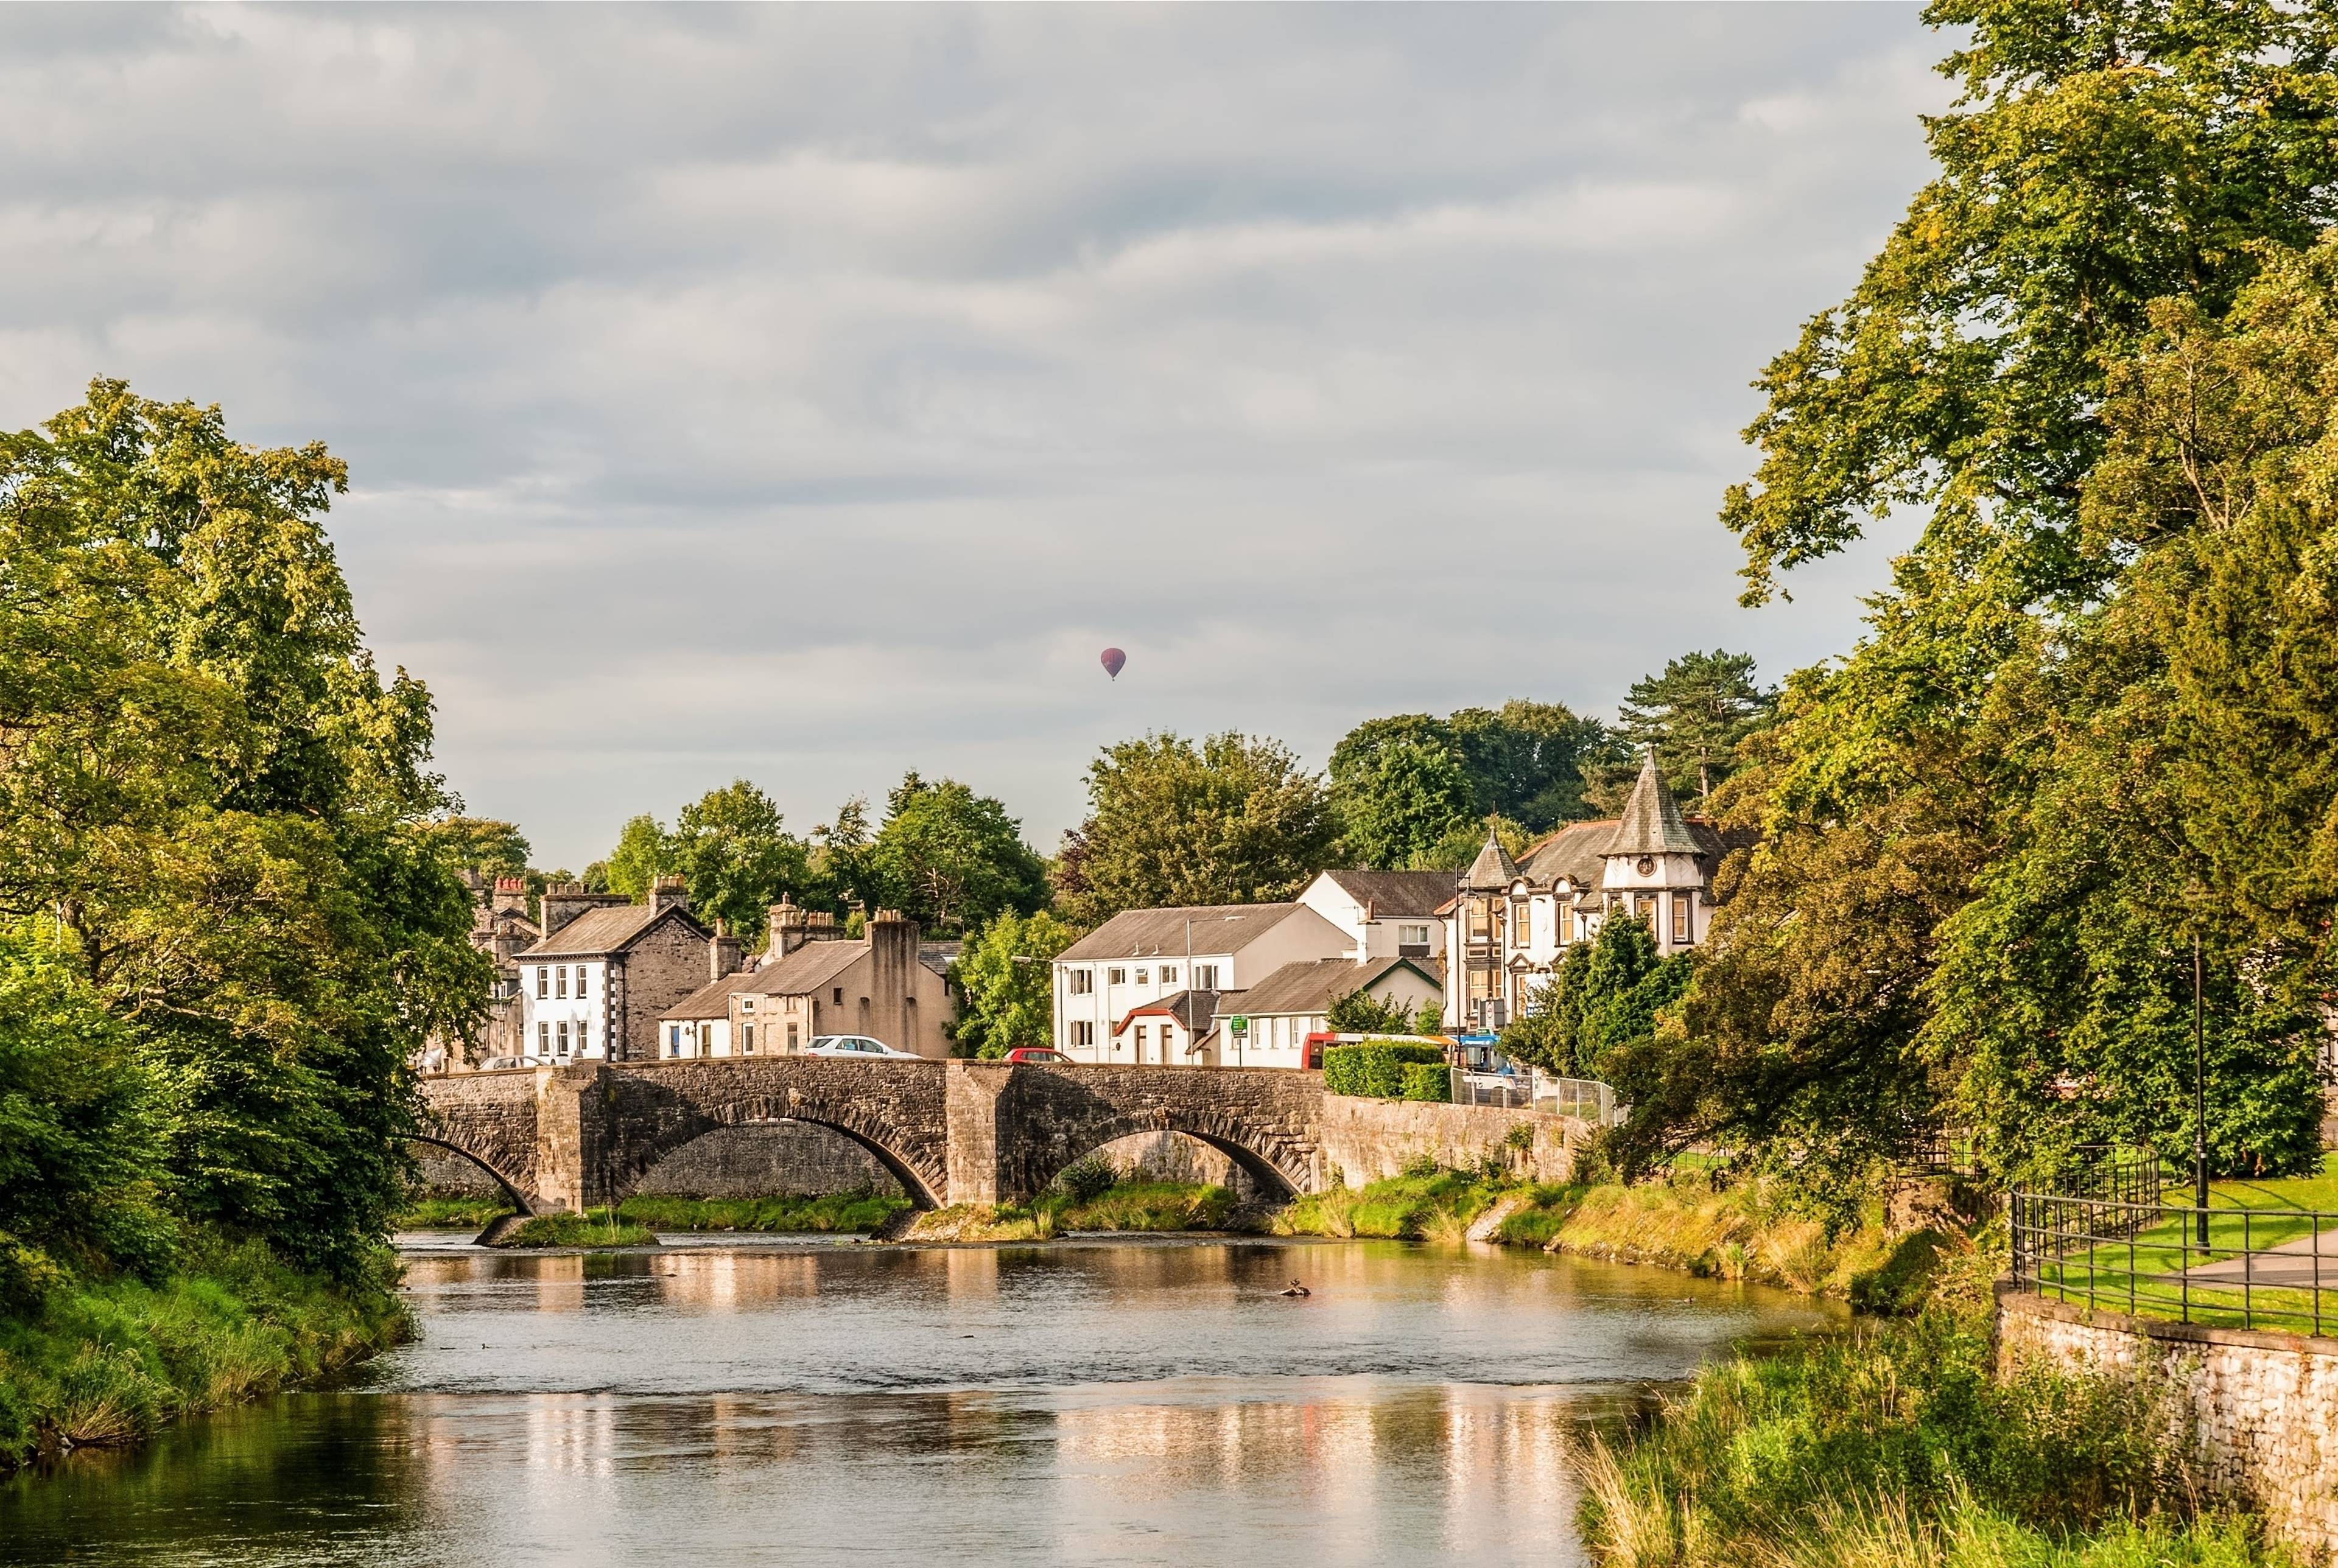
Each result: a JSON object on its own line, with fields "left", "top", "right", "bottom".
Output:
{"left": 1, "top": 1234, "right": 1838, "bottom": 1566}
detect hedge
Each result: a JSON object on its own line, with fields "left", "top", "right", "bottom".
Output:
{"left": 1323, "top": 1041, "right": 1448, "bottom": 1099}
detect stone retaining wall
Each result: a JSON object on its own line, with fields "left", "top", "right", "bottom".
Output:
{"left": 1998, "top": 1285, "right": 2338, "bottom": 1563}
{"left": 1318, "top": 1095, "right": 1580, "bottom": 1186}
{"left": 631, "top": 1121, "right": 902, "bottom": 1198}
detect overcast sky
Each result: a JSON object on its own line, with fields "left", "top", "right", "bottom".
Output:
{"left": 1, "top": 3, "right": 1945, "bottom": 869}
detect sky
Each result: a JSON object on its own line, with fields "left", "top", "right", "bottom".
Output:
{"left": 0, "top": 3, "right": 1948, "bottom": 869}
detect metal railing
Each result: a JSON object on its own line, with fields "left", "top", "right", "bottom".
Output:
{"left": 1529, "top": 1073, "right": 1621, "bottom": 1126}
{"left": 2009, "top": 1183, "right": 2338, "bottom": 1338}
{"left": 1451, "top": 1068, "right": 1533, "bottom": 1110}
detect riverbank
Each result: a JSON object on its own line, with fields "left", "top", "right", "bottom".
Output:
{"left": 1578, "top": 1275, "right": 2294, "bottom": 1567}
{"left": 904, "top": 1180, "right": 1242, "bottom": 1241}
{"left": 0, "top": 1237, "right": 410, "bottom": 1472}
{"left": 486, "top": 1211, "right": 659, "bottom": 1248}
{"left": 617, "top": 1192, "right": 910, "bottom": 1234}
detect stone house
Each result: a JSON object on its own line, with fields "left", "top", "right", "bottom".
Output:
{"left": 1196, "top": 954, "right": 1444, "bottom": 1069}
{"left": 517, "top": 874, "right": 715, "bottom": 1063}
{"left": 1439, "top": 752, "right": 1751, "bottom": 1031}
{"left": 656, "top": 902, "right": 954, "bottom": 1060}
{"left": 1051, "top": 901, "right": 1353, "bottom": 1063}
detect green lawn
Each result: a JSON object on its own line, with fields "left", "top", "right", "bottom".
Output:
{"left": 2026, "top": 1156, "right": 2338, "bottom": 1335}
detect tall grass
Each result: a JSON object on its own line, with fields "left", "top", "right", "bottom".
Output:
{"left": 488, "top": 1210, "right": 657, "bottom": 1248}
{"left": 1576, "top": 1296, "right": 2291, "bottom": 1566}
{"left": 617, "top": 1191, "right": 910, "bottom": 1234}
{"left": 1274, "top": 1168, "right": 1504, "bottom": 1240}
{"left": 0, "top": 1236, "right": 409, "bottom": 1470}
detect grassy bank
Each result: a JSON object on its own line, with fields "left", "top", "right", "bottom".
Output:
{"left": 907, "top": 1180, "right": 1238, "bottom": 1242}
{"left": 1579, "top": 1284, "right": 2291, "bottom": 1566}
{"left": 0, "top": 1237, "right": 410, "bottom": 1471}
{"left": 1274, "top": 1167, "right": 1508, "bottom": 1241}
{"left": 487, "top": 1210, "right": 658, "bottom": 1248}
{"left": 392, "top": 1195, "right": 513, "bottom": 1229}
{"left": 616, "top": 1192, "right": 910, "bottom": 1234}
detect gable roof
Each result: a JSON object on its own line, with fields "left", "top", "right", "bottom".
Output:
{"left": 521, "top": 902, "right": 706, "bottom": 959}
{"left": 743, "top": 939, "right": 868, "bottom": 997}
{"left": 1314, "top": 869, "right": 1459, "bottom": 920}
{"left": 1058, "top": 903, "right": 1315, "bottom": 963}
{"left": 1607, "top": 752, "right": 1704, "bottom": 858}
{"left": 1221, "top": 955, "right": 1441, "bottom": 1020}
{"left": 662, "top": 968, "right": 764, "bottom": 1023}
{"left": 1465, "top": 827, "right": 1520, "bottom": 890}
{"left": 1114, "top": 988, "right": 1228, "bottom": 1037}
{"left": 1518, "top": 819, "right": 1620, "bottom": 889}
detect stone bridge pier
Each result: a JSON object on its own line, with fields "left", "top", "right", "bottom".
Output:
{"left": 416, "top": 1059, "right": 1582, "bottom": 1215}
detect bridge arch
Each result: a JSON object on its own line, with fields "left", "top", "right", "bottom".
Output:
{"left": 407, "top": 1133, "right": 538, "bottom": 1216}
{"left": 1024, "top": 1110, "right": 1310, "bottom": 1202}
{"left": 616, "top": 1094, "right": 947, "bottom": 1211}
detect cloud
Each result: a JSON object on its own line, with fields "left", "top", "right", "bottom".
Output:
{"left": 0, "top": 2, "right": 1946, "bottom": 867}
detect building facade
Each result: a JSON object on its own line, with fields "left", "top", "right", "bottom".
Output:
{"left": 1295, "top": 870, "right": 1456, "bottom": 962}
{"left": 1198, "top": 954, "right": 1444, "bottom": 1069}
{"left": 1051, "top": 902, "right": 1352, "bottom": 1062}
{"left": 516, "top": 875, "right": 715, "bottom": 1062}
{"left": 657, "top": 903, "right": 955, "bottom": 1060}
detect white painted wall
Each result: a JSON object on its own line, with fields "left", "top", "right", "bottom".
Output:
{"left": 519, "top": 959, "right": 609, "bottom": 1061}
{"left": 1052, "top": 906, "right": 1353, "bottom": 1064}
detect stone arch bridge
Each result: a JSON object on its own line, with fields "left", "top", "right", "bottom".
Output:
{"left": 416, "top": 1059, "right": 1343, "bottom": 1214}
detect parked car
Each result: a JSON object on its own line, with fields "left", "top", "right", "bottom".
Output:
{"left": 477, "top": 1055, "right": 542, "bottom": 1071}
{"left": 1003, "top": 1047, "right": 1070, "bottom": 1064}
{"left": 804, "top": 1035, "right": 922, "bottom": 1060}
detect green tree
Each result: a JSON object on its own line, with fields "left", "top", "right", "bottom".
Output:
{"left": 1324, "top": 987, "right": 1424, "bottom": 1037}
{"left": 1723, "top": 0, "right": 2338, "bottom": 609}
{"left": 0, "top": 380, "right": 483, "bottom": 1280}
{"left": 1053, "top": 732, "right": 1335, "bottom": 927}
{"left": 603, "top": 814, "right": 667, "bottom": 903}
{"left": 950, "top": 909, "right": 1076, "bottom": 1058}
{"left": 665, "top": 782, "right": 809, "bottom": 945}
{"left": 808, "top": 796, "right": 877, "bottom": 915}
{"left": 419, "top": 817, "right": 530, "bottom": 880}
{"left": 1610, "top": 651, "right": 1774, "bottom": 803}
{"left": 1414, "top": 814, "right": 1533, "bottom": 875}
{"left": 1332, "top": 738, "right": 1476, "bottom": 870}
{"left": 869, "top": 773, "right": 1048, "bottom": 937}
{"left": 1329, "top": 701, "right": 1607, "bottom": 839}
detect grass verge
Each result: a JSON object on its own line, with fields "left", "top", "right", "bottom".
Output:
{"left": 906, "top": 1180, "right": 1237, "bottom": 1241}
{"left": 1579, "top": 1277, "right": 2294, "bottom": 1566}
{"left": 487, "top": 1210, "right": 658, "bottom": 1248}
{"left": 0, "top": 1235, "right": 410, "bottom": 1472}
{"left": 391, "top": 1195, "right": 514, "bottom": 1229}
{"left": 616, "top": 1191, "right": 911, "bottom": 1234}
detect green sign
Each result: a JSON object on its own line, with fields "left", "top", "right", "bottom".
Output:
{"left": 1228, "top": 1016, "right": 1248, "bottom": 1034}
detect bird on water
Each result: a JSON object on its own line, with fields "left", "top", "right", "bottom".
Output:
{"left": 1278, "top": 1279, "right": 1310, "bottom": 1298}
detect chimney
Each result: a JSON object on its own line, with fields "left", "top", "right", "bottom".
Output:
{"left": 651, "top": 873, "right": 690, "bottom": 914}
{"left": 711, "top": 919, "right": 743, "bottom": 981}
{"left": 866, "top": 909, "right": 919, "bottom": 1056}
{"left": 767, "top": 895, "right": 808, "bottom": 958}
{"left": 491, "top": 876, "right": 527, "bottom": 916}
{"left": 539, "top": 881, "right": 594, "bottom": 937}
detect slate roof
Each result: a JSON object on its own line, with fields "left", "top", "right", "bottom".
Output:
{"left": 662, "top": 968, "right": 764, "bottom": 1023}
{"left": 1607, "top": 752, "right": 1705, "bottom": 858}
{"left": 1314, "top": 869, "right": 1460, "bottom": 919}
{"left": 1517, "top": 819, "right": 1621, "bottom": 889}
{"left": 1058, "top": 903, "right": 1311, "bottom": 962}
{"left": 1219, "top": 955, "right": 1441, "bottom": 1020}
{"left": 745, "top": 939, "right": 868, "bottom": 998}
{"left": 1114, "top": 989, "right": 1228, "bottom": 1037}
{"left": 1464, "top": 827, "right": 1521, "bottom": 890}
{"left": 918, "top": 940, "right": 961, "bottom": 980}
{"left": 521, "top": 902, "right": 705, "bottom": 959}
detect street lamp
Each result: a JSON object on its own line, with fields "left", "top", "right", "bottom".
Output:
{"left": 2194, "top": 930, "right": 2209, "bottom": 1249}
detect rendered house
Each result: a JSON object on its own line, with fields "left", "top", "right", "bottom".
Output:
{"left": 1196, "top": 955, "right": 1444, "bottom": 1069}
{"left": 1295, "top": 869, "right": 1457, "bottom": 961}
{"left": 1441, "top": 752, "right": 1749, "bottom": 1031}
{"left": 517, "top": 875, "right": 715, "bottom": 1062}
{"left": 656, "top": 903, "right": 954, "bottom": 1060}
{"left": 1051, "top": 901, "right": 1352, "bottom": 1063}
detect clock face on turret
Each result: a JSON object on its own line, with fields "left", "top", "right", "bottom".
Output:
{"left": 1635, "top": 856, "right": 1655, "bottom": 877}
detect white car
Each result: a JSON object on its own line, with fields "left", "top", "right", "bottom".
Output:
{"left": 803, "top": 1035, "right": 922, "bottom": 1060}
{"left": 477, "top": 1055, "right": 542, "bottom": 1071}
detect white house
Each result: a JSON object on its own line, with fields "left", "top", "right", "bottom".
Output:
{"left": 1051, "top": 902, "right": 1352, "bottom": 1063}
{"left": 1442, "top": 753, "right": 1746, "bottom": 1032}
{"left": 517, "top": 877, "right": 716, "bottom": 1063}
{"left": 1198, "top": 955, "right": 1444, "bottom": 1070}
{"left": 1295, "top": 870, "right": 1456, "bottom": 962}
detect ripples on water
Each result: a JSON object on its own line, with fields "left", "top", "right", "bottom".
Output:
{"left": 1, "top": 1237, "right": 1839, "bottom": 1567}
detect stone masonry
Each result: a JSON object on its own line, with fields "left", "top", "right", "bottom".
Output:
{"left": 1998, "top": 1286, "right": 2338, "bottom": 1563}
{"left": 417, "top": 1060, "right": 1590, "bottom": 1214}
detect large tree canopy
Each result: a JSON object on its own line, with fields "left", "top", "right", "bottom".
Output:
{"left": 1329, "top": 699, "right": 1607, "bottom": 868}
{"left": 868, "top": 772, "right": 1049, "bottom": 937}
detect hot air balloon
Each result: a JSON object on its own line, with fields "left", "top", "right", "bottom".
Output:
{"left": 1100, "top": 647, "right": 1126, "bottom": 681}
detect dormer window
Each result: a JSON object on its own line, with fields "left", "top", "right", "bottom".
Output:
{"left": 1636, "top": 856, "right": 1655, "bottom": 877}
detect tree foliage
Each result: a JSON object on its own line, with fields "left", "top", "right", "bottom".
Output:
{"left": 950, "top": 909, "right": 1076, "bottom": 1058}
{"left": 1052, "top": 732, "right": 1335, "bottom": 927}
{"left": 664, "top": 782, "right": 810, "bottom": 945}
{"left": 417, "top": 817, "right": 530, "bottom": 881}
{"left": 1323, "top": 986, "right": 1438, "bottom": 1037}
{"left": 868, "top": 773, "right": 1049, "bottom": 937}
{"left": 1329, "top": 701, "right": 1607, "bottom": 866}
{"left": 603, "top": 814, "right": 667, "bottom": 903}
{"left": 0, "top": 380, "right": 483, "bottom": 1283}
{"left": 1607, "top": 651, "right": 1775, "bottom": 804}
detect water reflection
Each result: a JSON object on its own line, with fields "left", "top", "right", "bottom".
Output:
{"left": 3, "top": 1241, "right": 1838, "bottom": 1566}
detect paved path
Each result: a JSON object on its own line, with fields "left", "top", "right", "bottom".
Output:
{"left": 2179, "top": 1225, "right": 2338, "bottom": 1290}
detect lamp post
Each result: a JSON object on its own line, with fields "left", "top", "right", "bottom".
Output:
{"left": 2194, "top": 931, "right": 2209, "bottom": 1249}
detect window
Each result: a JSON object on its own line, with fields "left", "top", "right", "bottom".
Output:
{"left": 1067, "top": 968, "right": 1094, "bottom": 996}
{"left": 556, "top": 1019, "right": 570, "bottom": 1055}
{"left": 1194, "top": 964, "right": 1219, "bottom": 990}
{"left": 739, "top": 996, "right": 755, "bottom": 1013}
{"left": 667, "top": 1025, "right": 681, "bottom": 1057}
{"left": 1134, "top": 968, "right": 1148, "bottom": 984}
{"left": 1399, "top": 925, "right": 1430, "bottom": 947}
{"left": 787, "top": 1022, "right": 800, "bottom": 1051}
{"left": 1070, "top": 1021, "right": 1096, "bottom": 1048}
{"left": 1672, "top": 895, "right": 1692, "bottom": 943}
{"left": 535, "top": 968, "right": 548, "bottom": 999}
{"left": 555, "top": 967, "right": 567, "bottom": 999}
{"left": 1159, "top": 965, "right": 1178, "bottom": 985}
{"left": 742, "top": 1024, "right": 755, "bottom": 1052}
{"left": 1108, "top": 967, "right": 1127, "bottom": 985}
{"left": 833, "top": 987, "right": 844, "bottom": 1004}
{"left": 1467, "top": 898, "right": 1495, "bottom": 941}
{"left": 575, "top": 967, "right": 588, "bottom": 998}
{"left": 539, "top": 1021, "right": 550, "bottom": 1053}
{"left": 698, "top": 1023, "right": 712, "bottom": 1054}
{"left": 1511, "top": 901, "right": 1532, "bottom": 942}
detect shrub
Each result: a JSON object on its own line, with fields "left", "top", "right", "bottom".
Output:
{"left": 1055, "top": 1153, "right": 1120, "bottom": 1205}
{"left": 1399, "top": 1062, "right": 1449, "bottom": 1102}
{"left": 1323, "top": 1041, "right": 1447, "bottom": 1098}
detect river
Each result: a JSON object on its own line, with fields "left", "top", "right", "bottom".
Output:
{"left": 1, "top": 1234, "right": 1838, "bottom": 1566}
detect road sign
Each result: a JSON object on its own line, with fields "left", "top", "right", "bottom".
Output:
{"left": 1228, "top": 1016, "right": 1248, "bottom": 1034}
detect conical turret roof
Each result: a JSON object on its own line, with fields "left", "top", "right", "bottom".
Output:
{"left": 1606, "top": 751, "right": 1703, "bottom": 858}
{"left": 1464, "top": 823, "right": 1520, "bottom": 890}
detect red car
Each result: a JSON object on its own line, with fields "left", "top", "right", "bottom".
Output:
{"left": 1005, "top": 1047, "right": 1070, "bottom": 1063}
